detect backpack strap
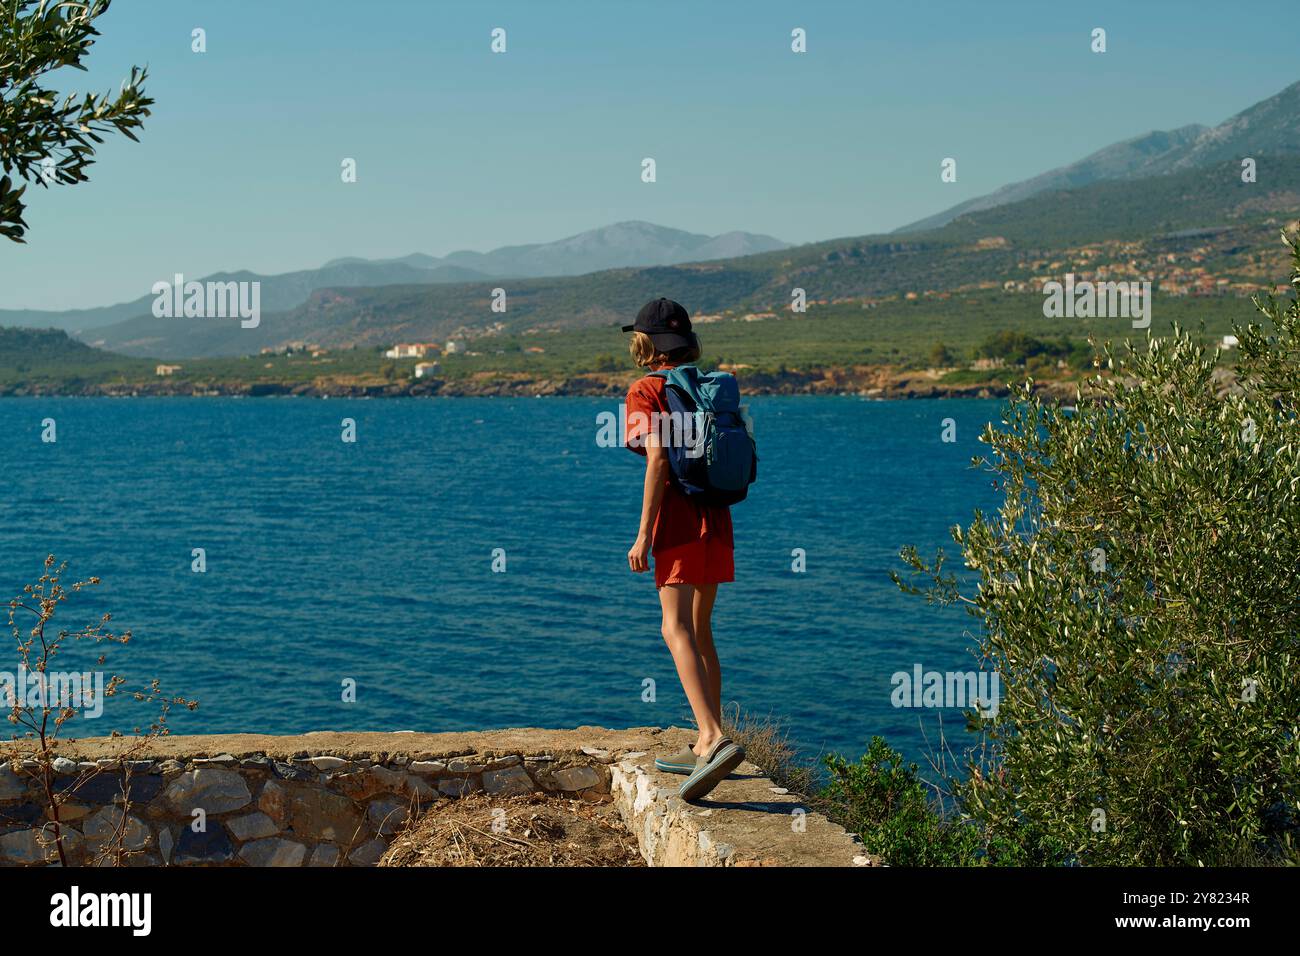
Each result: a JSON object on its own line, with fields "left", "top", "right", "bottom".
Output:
{"left": 648, "top": 364, "right": 705, "bottom": 410}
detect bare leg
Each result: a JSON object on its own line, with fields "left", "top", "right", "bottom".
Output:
{"left": 658, "top": 584, "right": 725, "bottom": 755}
{"left": 692, "top": 583, "right": 721, "bottom": 731}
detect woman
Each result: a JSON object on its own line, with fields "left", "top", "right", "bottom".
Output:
{"left": 623, "top": 297, "right": 746, "bottom": 801}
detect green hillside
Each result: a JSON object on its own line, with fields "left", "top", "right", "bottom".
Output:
{"left": 934, "top": 156, "right": 1300, "bottom": 245}
{"left": 0, "top": 328, "right": 153, "bottom": 387}
{"left": 0, "top": 326, "right": 140, "bottom": 369}
{"left": 1, "top": 287, "right": 1256, "bottom": 398}
{"left": 79, "top": 156, "right": 1300, "bottom": 360}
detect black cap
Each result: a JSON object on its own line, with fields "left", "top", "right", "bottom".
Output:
{"left": 621, "top": 297, "right": 697, "bottom": 351}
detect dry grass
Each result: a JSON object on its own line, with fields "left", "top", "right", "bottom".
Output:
{"left": 722, "top": 704, "right": 818, "bottom": 799}
{"left": 378, "top": 793, "right": 644, "bottom": 867}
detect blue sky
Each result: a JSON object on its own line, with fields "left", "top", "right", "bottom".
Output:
{"left": 1, "top": 0, "right": 1295, "bottom": 310}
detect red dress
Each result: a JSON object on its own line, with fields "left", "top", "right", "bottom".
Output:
{"left": 625, "top": 372, "right": 735, "bottom": 588}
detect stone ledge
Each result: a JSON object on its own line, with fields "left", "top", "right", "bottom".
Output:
{"left": 1, "top": 727, "right": 875, "bottom": 868}
{"left": 611, "top": 749, "right": 877, "bottom": 867}
{"left": 0, "top": 726, "right": 675, "bottom": 764}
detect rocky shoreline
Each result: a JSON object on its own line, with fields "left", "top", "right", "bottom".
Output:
{"left": 1, "top": 366, "right": 1082, "bottom": 401}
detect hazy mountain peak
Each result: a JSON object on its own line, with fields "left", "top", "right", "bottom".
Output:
{"left": 381, "top": 220, "right": 789, "bottom": 278}
{"left": 896, "top": 78, "right": 1300, "bottom": 233}
{"left": 0, "top": 221, "right": 787, "bottom": 335}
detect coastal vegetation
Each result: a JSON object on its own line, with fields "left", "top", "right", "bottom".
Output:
{"left": 887, "top": 236, "right": 1300, "bottom": 866}
{"left": 723, "top": 239, "right": 1300, "bottom": 867}
{"left": 0, "top": 290, "right": 1252, "bottom": 397}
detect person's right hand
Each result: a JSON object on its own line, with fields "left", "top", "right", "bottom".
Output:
{"left": 627, "top": 534, "right": 651, "bottom": 573}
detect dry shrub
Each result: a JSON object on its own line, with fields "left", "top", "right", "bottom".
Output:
{"left": 721, "top": 704, "right": 816, "bottom": 798}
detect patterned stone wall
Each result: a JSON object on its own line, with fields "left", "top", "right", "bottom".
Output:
{"left": 1, "top": 728, "right": 873, "bottom": 867}
{"left": 0, "top": 744, "right": 616, "bottom": 867}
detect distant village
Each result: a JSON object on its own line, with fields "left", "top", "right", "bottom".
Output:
{"left": 845, "top": 228, "right": 1293, "bottom": 307}
{"left": 704, "top": 227, "right": 1294, "bottom": 325}
{"left": 990, "top": 232, "right": 1289, "bottom": 298}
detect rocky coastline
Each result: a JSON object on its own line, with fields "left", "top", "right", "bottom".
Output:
{"left": 0, "top": 366, "right": 1081, "bottom": 401}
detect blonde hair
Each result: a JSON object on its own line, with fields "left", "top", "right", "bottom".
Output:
{"left": 629, "top": 330, "right": 701, "bottom": 368}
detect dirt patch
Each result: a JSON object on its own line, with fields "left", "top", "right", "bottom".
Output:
{"left": 379, "top": 793, "right": 645, "bottom": 867}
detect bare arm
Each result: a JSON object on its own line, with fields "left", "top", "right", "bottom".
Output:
{"left": 628, "top": 441, "right": 669, "bottom": 573}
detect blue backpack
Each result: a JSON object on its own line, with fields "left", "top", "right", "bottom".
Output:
{"left": 648, "top": 365, "right": 757, "bottom": 506}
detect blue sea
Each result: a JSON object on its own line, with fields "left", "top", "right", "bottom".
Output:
{"left": 0, "top": 396, "right": 1002, "bottom": 769}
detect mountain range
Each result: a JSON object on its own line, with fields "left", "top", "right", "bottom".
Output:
{"left": 0, "top": 222, "right": 788, "bottom": 334}
{"left": 897, "top": 80, "right": 1300, "bottom": 232}
{"left": 323, "top": 221, "right": 788, "bottom": 278}
{"left": 73, "top": 153, "right": 1300, "bottom": 360}
{"left": 4, "top": 79, "right": 1300, "bottom": 360}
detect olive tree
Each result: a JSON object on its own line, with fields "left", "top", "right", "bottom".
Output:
{"left": 896, "top": 233, "right": 1300, "bottom": 865}
{"left": 0, "top": 0, "right": 151, "bottom": 242}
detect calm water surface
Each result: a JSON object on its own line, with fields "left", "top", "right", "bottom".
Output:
{"left": 0, "top": 396, "right": 1002, "bottom": 767}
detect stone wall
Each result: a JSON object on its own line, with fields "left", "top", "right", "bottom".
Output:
{"left": 0, "top": 727, "right": 874, "bottom": 867}
{"left": 609, "top": 753, "right": 875, "bottom": 867}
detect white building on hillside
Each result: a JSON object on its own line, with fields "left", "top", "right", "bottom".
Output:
{"left": 384, "top": 343, "right": 439, "bottom": 359}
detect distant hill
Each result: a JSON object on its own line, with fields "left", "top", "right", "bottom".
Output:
{"left": 930, "top": 155, "right": 1300, "bottom": 245}
{"left": 0, "top": 221, "right": 788, "bottom": 335}
{"left": 75, "top": 156, "right": 1300, "bottom": 360}
{"left": 327, "top": 221, "right": 789, "bottom": 277}
{"left": 0, "top": 327, "right": 104, "bottom": 361}
{"left": 0, "top": 259, "right": 490, "bottom": 334}
{"left": 897, "top": 79, "right": 1300, "bottom": 232}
